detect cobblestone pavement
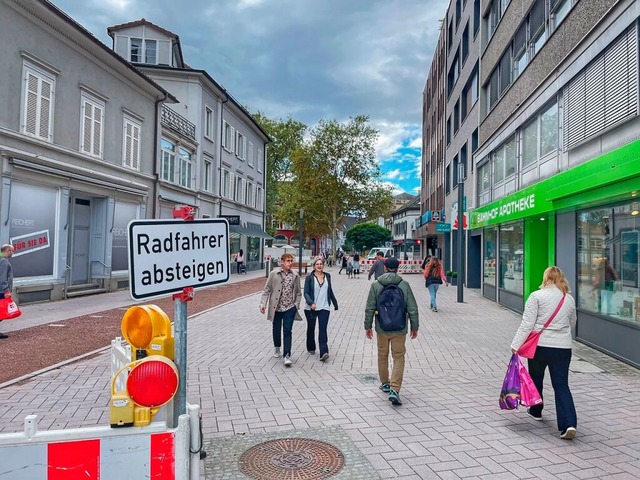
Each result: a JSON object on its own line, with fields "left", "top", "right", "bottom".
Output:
{"left": 1, "top": 268, "right": 640, "bottom": 479}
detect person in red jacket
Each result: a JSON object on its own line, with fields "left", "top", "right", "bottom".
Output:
{"left": 423, "top": 257, "right": 448, "bottom": 312}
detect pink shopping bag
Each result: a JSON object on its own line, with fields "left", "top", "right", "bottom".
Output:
{"left": 518, "top": 358, "right": 543, "bottom": 407}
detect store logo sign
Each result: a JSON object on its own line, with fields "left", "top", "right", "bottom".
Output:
{"left": 474, "top": 194, "right": 536, "bottom": 225}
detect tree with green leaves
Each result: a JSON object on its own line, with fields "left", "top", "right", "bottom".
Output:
{"left": 346, "top": 222, "right": 392, "bottom": 252}
{"left": 277, "top": 115, "right": 394, "bottom": 256}
{"left": 251, "top": 112, "right": 306, "bottom": 235}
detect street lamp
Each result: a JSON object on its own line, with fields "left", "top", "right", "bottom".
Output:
{"left": 457, "top": 163, "right": 464, "bottom": 303}
{"left": 298, "top": 209, "right": 304, "bottom": 276}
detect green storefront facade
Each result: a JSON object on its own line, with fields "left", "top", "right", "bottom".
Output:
{"left": 470, "top": 139, "right": 640, "bottom": 367}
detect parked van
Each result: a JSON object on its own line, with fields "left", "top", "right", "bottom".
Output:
{"left": 367, "top": 247, "right": 394, "bottom": 260}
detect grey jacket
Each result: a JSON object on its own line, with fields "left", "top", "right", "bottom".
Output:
{"left": 364, "top": 273, "right": 419, "bottom": 335}
{"left": 367, "top": 258, "right": 385, "bottom": 280}
{"left": 260, "top": 268, "right": 303, "bottom": 322}
{"left": 0, "top": 256, "right": 13, "bottom": 294}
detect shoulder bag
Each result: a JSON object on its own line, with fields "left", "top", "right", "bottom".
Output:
{"left": 517, "top": 294, "right": 566, "bottom": 359}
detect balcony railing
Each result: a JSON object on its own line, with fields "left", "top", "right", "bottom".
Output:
{"left": 161, "top": 105, "right": 196, "bottom": 140}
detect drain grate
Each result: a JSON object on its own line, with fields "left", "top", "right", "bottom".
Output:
{"left": 238, "top": 438, "right": 345, "bottom": 479}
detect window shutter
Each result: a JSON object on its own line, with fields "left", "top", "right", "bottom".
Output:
{"left": 231, "top": 127, "right": 235, "bottom": 152}
{"left": 39, "top": 78, "right": 52, "bottom": 140}
{"left": 124, "top": 122, "right": 133, "bottom": 167}
{"left": 604, "top": 26, "right": 638, "bottom": 128}
{"left": 93, "top": 105, "right": 103, "bottom": 157}
{"left": 584, "top": 56, "right": 605, "bottom": 139}
{"left": 132, "top": 123, "right": 140, "bottom": 170}
{"left": 25, "top": 73, "right": 39, "bottom": 135}
{"left": 82, "top": 101, "right": 92, "bottom": 153}
{"left": 563, "top": 26, "right": 638, "bottom": 150}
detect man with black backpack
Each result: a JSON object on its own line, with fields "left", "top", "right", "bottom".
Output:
{"left": 364, "top": 257, "right": 419, "bottom": 406}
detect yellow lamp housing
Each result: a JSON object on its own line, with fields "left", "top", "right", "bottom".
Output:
{"left": 121, "top": 305, "right": 174, "bottom": 360}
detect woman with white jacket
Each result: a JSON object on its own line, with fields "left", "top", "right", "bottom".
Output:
{"left": 510, "top": 266, "right": 578, "bottom": 440}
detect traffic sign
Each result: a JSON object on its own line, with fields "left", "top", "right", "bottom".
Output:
{"left": 385, "top": 241, "right": 392, "bottom": 247}
{"left": 128, "top": 219, "right": 230, "bottom": 300}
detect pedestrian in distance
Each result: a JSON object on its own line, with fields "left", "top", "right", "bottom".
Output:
{"left": 0, "top": 244, "right": 15, "bottom": 339}
{"left": 338, "top": 254, "right": 348, "bottom": 275}
{"left": 303, "top": 256, "right": 339, "bottom": 361}
{"left": 510, "top": 266, "right": 578, "bottom": 440}
{"left": 346, "top": 258, "right": 354, "bottom": 278}
{"left": 353, "top": 252, "right": 360, "bottom": 278}
{"left": 368, "top": 251, "right": 386, "bottom": 281}
{"left": 235, "top": 249, "right": 245, "bottom": 274}
{"left": 259, "top": 252, "right": 303, "bottom": 367}
{"left": 364, "top": 257, "right": 419, "bottom": 406}
{"left": 424, "top": 257, "right": 448, "bottom": 312}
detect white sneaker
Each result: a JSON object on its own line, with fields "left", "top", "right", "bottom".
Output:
{"left": 284, "top": 355, "right": 292, "bottom": 366}
{"left": 273, "top": 347, "right": 281, "bottom": 358}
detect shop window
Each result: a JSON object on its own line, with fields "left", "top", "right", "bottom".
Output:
{"left": 577, "top": 204, "right": 640, "bottom": 323}
{"left": 484, "top": 227, "right": 497, "bottom": 286}
{"left": 499, "top": 222, "right": 524, "bottom": 295}
{"left": 247, "top": 235, "right": 261, "bottom": 263}
{"left": 8, "top": 182, "right": 57, "bottom": 277}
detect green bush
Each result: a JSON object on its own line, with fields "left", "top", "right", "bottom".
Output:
{"left": 446, "top": 270, "right": 458, "bottom": 278}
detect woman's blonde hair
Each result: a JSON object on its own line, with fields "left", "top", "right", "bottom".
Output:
{"left": 541, "top": 266, "right": 570, "bottom": 293}
{"left": 313, "top": 256, "right": 324, "bottom": 267}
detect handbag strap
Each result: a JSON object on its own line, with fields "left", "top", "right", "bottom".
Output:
{"left": 541, "top": 294, "right": 566, "bottom": 329}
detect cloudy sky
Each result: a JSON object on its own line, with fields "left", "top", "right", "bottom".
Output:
{"left": 53, "top": 0, "right": 448, "bottom": 195}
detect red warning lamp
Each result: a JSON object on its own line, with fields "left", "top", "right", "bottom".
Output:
{"left": 121, "top": 305, "right": 174, "bottom": 360}
{"left": 127, "top": 356, "right": 179, "bottom": 408}
{"left": 110, "top": 356, "right": 179, "bottom": 428}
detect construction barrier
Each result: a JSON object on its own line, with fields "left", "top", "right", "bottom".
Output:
{"left": 359, "top": 259, "right": 424, "bottom": 274}
{"left": 0, "top": 406, "right": 200, "bottom": 479}
{"left": 0, "top": 338, "right": 203, "bottom": 479}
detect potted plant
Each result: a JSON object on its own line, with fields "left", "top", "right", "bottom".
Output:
{"left": 446, "top": 270, "right": 458, "bottom": 286}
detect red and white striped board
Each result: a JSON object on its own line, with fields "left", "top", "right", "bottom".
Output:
{"left": 359, "top": 259, "right": 424, "bottom": 274}
{"left": 0, "top": 414, "right": 192, "bottom": 480}
{"left": 1, "top": 432, "right": 175, "bottom": 479}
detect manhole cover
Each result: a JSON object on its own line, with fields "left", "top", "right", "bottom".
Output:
{"left": 238, "top": 438, "right": 345, "bottom": 479}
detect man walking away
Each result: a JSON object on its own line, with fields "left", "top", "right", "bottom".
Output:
{"left": 367, "top": 251, "right": 386, "bottom": 281}
{"left": 364, "top": 257, "right": 419, "bottom": 405}
{"left": 0, "top": 244, "right": 15, "bottom": 339}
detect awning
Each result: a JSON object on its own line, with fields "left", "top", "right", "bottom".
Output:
{"left": 229, "top": 225, "right": 274, "bottom": 239}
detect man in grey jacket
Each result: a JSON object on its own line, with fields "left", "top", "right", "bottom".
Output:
{"left": 364, "top": 257, "right": 419, "bottom": 405}
{"left": 367, "top": 251, "right": 385, "bottom": 281}
{"left": 0, "top": 244, "right": 15, "bottom": 339}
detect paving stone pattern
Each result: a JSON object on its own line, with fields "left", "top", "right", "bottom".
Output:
{"left": 1, "top": 269, "right": 640, "bottom": 479}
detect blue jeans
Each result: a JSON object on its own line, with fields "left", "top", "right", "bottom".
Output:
{"left": 305, "top": 309, "right": 330, "bottom": 356}
{"left": 428, "top": 284, "right": 440, "bottom": 309}
{"left": 272, "top": 306, "right": 296, "bottom": 357}
{"left": 527, "top": 347, "right": 577, "bottom": 431}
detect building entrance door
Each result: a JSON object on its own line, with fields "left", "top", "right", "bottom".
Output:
{"left": 70, "top": 197, "right": 91, "bottom": 285}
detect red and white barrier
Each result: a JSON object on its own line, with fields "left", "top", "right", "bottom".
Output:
{"left": 359, "top": 259, "right": 424, "bottom": 274}
{"left": 0, "top": 410, "right": 197, "bottom": 479}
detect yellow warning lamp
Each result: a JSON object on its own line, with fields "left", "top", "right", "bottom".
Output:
{"left": 121, "top": 305, "right": 174, "bottom": 360}
{"left": 110, "top": 356, "right": 179, "bottom": 427}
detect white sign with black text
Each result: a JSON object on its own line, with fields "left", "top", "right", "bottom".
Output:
{"left": 128, "top": 219, "right": 230, "bottom": 300}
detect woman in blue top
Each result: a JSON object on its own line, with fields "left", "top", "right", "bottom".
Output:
{"left": 303, "top": 256, "right": 339, "bottom": 361}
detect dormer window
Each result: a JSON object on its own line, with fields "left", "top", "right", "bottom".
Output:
{"left": 130, "top": 38, "right": 157, "bottom": 64}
